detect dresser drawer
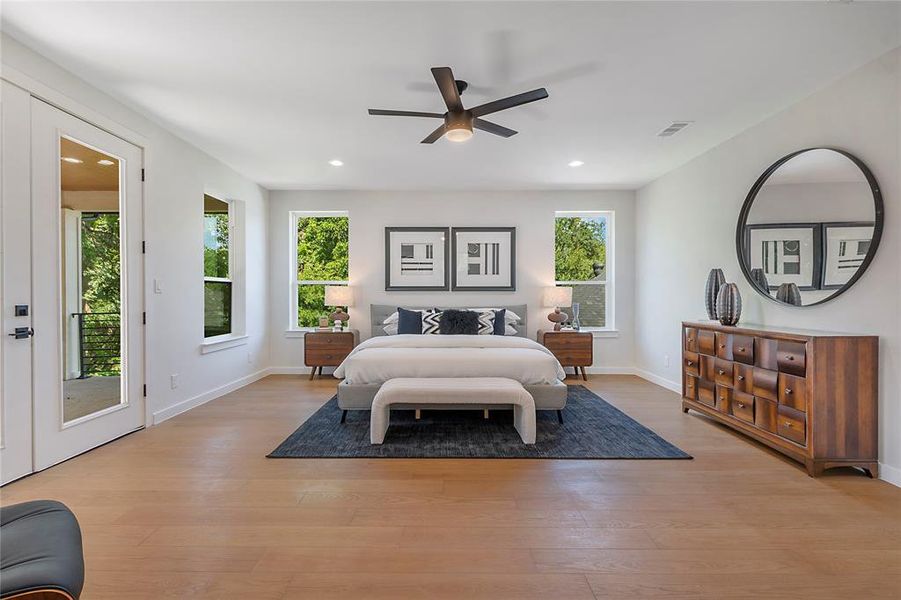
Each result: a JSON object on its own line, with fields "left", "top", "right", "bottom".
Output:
{"left": 777, "top": 341, "right": 807, "bottom": 377}
{"left": 714, "top": 359, "right": 734, "bottom": 387}
{"left": 754, "top": 397, "right": 777, "bottom": 434}
{"left": 715, "top": 385, "right": 732, "bottom": 414}
{"left": 778, "top": 373, "right": 806, "bottom": 412}
{"left": 697, "top": 380, "right": 716, "bottom": 407}
{"left": 683, "top": 352, "right": 700, "bottom": 376}
{"left": 777, "top": 405, "right": 807, "bottom": 445}
{"left": 552, "top": 349, "right": 592, "bottom": 366}
{"left": 752, "top": 367, "right": 778, "bottom": 402}
{"left": 684, "top": 375, "right": 698, "bottom": 400}
{"left": 700, "top": 355, "right": 716, "bottom": 381}
{"left": 305, "top": 348, "right": 352, "bottom": 366}
{"left": 755, "top": 338, "right": 779, "bottom": 371}
{"left": 733, "top": 364, "right": 754, "bottom": 393}
{"left": 305, "top": 333, "right": 354, "bottom": 350}
{"left": 732, "top": 335, "right": 754, "bottom": 365}
{"left": 698, "top": 329, "right": 716, "bottom": 356}
{"left": 684, "top": 328, "right": 699, "bottom": 353}
{"left": 731, "top": 391, "right": 754, "bottom": 423}
{"left": 715, "top": 332, "right": 733, "bottom": 360}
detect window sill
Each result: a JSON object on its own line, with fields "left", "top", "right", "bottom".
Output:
{"left": 585, "top": 329, "right": 619, "bottom": 338}
{"left": 284, "top": 328, "right": 315, "bottom": 338}
{"left": 201, "top": 334, "right": 248, "bottom": 354}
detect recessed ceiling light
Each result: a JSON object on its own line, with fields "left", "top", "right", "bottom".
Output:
{"left": 568, "top": 160, "right": 584, "bottom": 168}
{"left": 97, "top": 159, "right": 115, "bottom": 166}
{"left": 61, "top": 157, "right": 83, "bottom": 164}
{"left": 328, "top": 159, "right": 344, "bottom": 167}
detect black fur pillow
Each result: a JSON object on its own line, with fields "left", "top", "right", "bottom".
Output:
{"left": 438, "top": 309, "right": 479, "bottom": 335}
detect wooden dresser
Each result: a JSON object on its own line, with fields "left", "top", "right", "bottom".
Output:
{"left": 681, "top": 321, "right": 877, "bottom": 477}
{"left": 539, "top": 330, "right": 593, "bottom": 381}
{"left": 304, "top": 330, "right": 358, "bottom": 379}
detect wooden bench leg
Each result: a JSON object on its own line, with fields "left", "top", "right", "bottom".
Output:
{"left": 557, "top": 410, "right": 564, "bottom": 424}
{"left": 483, "top": 409, "right": 489, "bottom": 420}
{"left": 415, "top": 409, "right": 421, "bottom": 420}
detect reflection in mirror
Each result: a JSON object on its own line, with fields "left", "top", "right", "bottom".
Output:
{"left": 739, "top": 148, "right": 881, "bottom": 307}
{"left": 60, "top": 137, "right": 123, "bottom": 423}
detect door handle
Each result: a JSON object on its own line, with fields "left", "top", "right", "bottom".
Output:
{"left": 8, "top": 327, "right": 34, "bottom": 339}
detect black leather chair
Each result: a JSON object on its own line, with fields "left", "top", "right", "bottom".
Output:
{"left": 0, "top": 500, "right": 84, "bottom": 600}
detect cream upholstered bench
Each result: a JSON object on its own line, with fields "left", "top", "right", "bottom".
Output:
{"left": 370, "top": 377, "right": 537, "bottom": 445}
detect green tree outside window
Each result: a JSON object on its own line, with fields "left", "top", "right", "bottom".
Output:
{"left": 296, "top": 216, "right": 349, "bottom": 327}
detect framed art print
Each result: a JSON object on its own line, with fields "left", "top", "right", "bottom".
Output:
{"left": 744, "top": 223, "right": 821, "bottom": 291}
{"left": 385, "top": 227, "right": 449, "bottom": 291}
{"left": 821, "top": 222, "right": 875, "bottom": 289}
{"left": 451, "top": 227, "right": 516, "bottom": 291}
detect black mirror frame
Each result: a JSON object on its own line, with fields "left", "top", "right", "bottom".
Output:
{"left": 735, "top": 147, "right": 884, "bottom": 308}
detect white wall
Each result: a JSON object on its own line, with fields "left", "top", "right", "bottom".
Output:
{"left": 268, "top": 190, "right": 635, "bottom": 373}
{"left": 1, "top": 34, "right": 271, "bottom": 423}
{"left": 635, "top": 49, "right": 901, "bottom": 481}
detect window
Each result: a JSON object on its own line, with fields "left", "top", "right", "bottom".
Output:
{"left": 203, "top": 195, "right": 232, "bottom": 338}
{"left": 292, "top": 211, "right": 349, "bottom": 329}
{"left": 554, "top": 211, "right": 613, "bottom": 330}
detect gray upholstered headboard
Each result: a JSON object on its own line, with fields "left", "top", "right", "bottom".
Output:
{"left": 370, "top": 304, "right": 528, "bottom": 338}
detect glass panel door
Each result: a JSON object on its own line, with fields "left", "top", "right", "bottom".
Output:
{"left": 31, "top": 99, "right": 144, "bottom": 471}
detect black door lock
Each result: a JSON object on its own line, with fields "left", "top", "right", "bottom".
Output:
{"left": 8, "top": 327, "right": 34, "bottom": 339}
{"left": 14, "top": 305, "right": 29, "bottom": 317}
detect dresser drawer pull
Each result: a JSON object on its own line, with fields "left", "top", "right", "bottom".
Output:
{"left": 719, "top": 344, "right": 725, "bottom": 349}
{"left": 785, "top": 388, "right": 793, "bottom": 395}
{"left": 737, "top": 375, "right": 745, "bottom": 381}
{"left": 784, "top": 422, "right": 793, "bottom": 428}
{"left": 787, "top": 356, "right": 795, "bottom": 361}
{"left": 738, "top": 347, "right": 746, "bottom": 352}
{"left": 686, "top": 338, "right": 693, "bottom": 343}
{"left": 737, "top": 402, "right": 746, "bottom": 409}
{"left": 717, "top": 369, "right": 725, "bottom": 375}
{"left": 686, "top": 360, "right": 694, "bottom": 366}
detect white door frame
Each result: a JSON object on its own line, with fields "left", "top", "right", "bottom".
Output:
{"left": 0, "top": 81, "right": 34, "bottom": 485}
{"left": 31, "top": 99, "right": 146, "bottom": 471}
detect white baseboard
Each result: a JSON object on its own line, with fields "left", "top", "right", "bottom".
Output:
{"left": 268, "top": 366, "right": 338, "bottom": 376}
{"left": 151, "top": 368, "right": 270, "bottom": 425}
{"left": 879, "top": 462, "right": 901, "bottom": 488}
{"left": 584, "top": 366, "right": 636, "bottom": 375}
{"left": 633, "top": 368, "right": 681, "bottom": 394}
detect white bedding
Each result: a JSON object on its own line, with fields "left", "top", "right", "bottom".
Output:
{"left": 333, "top": 334, "right": 567, "bottom": 385}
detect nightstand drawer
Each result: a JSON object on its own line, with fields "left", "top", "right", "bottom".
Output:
{"left": 305, "top": 333, "right": 354, "bottom": 349}
{"left": 541, "top": 331, "right": 593, "bottom": 366}
{"left": 305, "top": 349, "right": 350, "bottom": 366}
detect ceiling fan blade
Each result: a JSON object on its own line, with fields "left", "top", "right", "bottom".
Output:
{"left": 368, "top": 109, "right": 445, "bottom": 118}
{"left": 472, "top": 118, "right": 518, "bottom": 138}
{"left": 470, "top": 88, "right": 549, "bottom": 118}
{"left": 420, "top": 124, "right": 447, "bottom": 144}
{"left": 431, "top": 67, "right": 463, "bottom": 113}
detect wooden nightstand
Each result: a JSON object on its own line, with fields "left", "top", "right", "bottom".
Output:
{"left": 539, "top": 330, "right": 593, "bottom": 381}
{"left": 304, "top": 329, "right": 359, "bottom": 380}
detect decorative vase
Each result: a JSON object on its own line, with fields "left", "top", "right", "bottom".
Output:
{"left": 775, "top": 282, "right": 803, "bottom": 306}
{"left": 716, "top": 283, "right": 742, "bottom": 326}
{"left": 704, "top": 268, "right": 726, "bottom": 320}
{"left": 571, "top": 303, "right": 581, "bottom": 331}
{"left": 749, "top": 268, "right": 769, "bottom": 293}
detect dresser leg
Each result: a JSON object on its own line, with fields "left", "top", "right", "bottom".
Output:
{"left": 863, "top": 463, "right": 879, "bottom": 479}
{"left": 557, "top": 410, "right": 564, "bottom": 424}
{"left": 340, "top": 410, "right": 347, "bottom": 424}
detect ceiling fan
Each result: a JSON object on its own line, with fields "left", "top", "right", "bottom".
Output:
{"left": 368, "top": 66, "right": 549, "bottom": 144}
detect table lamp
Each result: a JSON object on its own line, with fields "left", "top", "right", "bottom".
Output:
{"left": 325, "top": 285, "right": 353, "bottom": 325}
{"left": 543, "top": 286, "right": 572, "bottom": 331}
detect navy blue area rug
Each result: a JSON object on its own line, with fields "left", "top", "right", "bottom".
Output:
{"left": 268, "top": 385, "right": 690, "bottom": 460}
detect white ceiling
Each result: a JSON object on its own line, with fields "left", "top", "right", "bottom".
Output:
{"left": 3, "top": 2, "right": 899, "bottom": 190}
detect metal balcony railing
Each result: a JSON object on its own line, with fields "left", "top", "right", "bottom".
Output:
{"left": 72, "top": 312, "right": 120, "bottom": 377}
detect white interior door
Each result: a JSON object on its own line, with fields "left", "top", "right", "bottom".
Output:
{"left": 31, "top": 99, "right": 145, "bottom": 471}
{"left": 1, "top": 81, "right": 34, "bottom": 484}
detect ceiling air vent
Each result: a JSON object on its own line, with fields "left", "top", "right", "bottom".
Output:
{"left": 657, "top": 121, "right": 693, "bottom": 137}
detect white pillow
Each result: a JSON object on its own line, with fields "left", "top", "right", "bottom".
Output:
{"left": 382, "top": 323, "right": 398, "bottom": 335}
{"left": 505, "top": 324, "right": 518, "bottom": 335}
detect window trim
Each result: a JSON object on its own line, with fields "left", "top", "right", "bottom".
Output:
{"left": 289, "top": 210, "right": 349, "bottom": 331}
{"left": 554, "top": 210, "right": 615, "bottom": 332}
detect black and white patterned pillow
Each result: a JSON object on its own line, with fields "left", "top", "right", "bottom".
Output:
{"left": 421, "top": 310, "right": 442, "bottom": 334}
{"left": 476, "top": 310, "right": 496, "bottom": 335}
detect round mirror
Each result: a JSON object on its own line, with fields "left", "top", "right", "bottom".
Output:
{"left": 736, "top": 148, "right": 883, "bottom": 307}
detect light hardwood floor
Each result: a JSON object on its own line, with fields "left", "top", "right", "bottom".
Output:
{"left": 2, "top": 375, "right": 900, "bottom": 599}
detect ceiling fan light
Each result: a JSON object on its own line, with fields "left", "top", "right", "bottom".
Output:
{"left": 445, "top": 126, "right": 473, "bottom": 143}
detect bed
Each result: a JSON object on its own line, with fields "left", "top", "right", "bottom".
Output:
{"left": 334, "top": 304, "right": 568, "bottom": 415}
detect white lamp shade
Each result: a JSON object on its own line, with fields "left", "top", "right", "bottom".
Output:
{"left": 325, "top": 285, "right": 354, "bottom": 307}
{"left": 542, "top": 286, "right": 572, "bottom": 307}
